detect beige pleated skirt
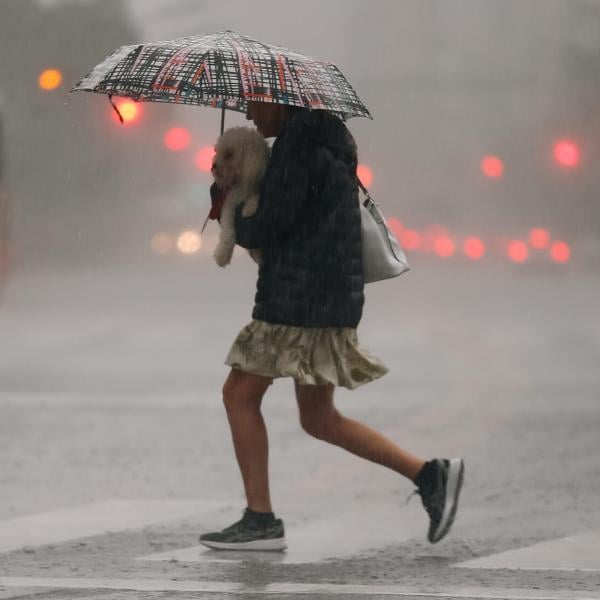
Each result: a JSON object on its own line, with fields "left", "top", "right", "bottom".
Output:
{"left": 224, "top": 319, "right": 389, "bottom": 390}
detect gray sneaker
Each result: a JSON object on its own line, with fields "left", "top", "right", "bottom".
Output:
{"left": 199, "top": 508, "right": 286, "bottom": 551}
{"left": 407, "top": 458, "right": 465, "bottom": 543}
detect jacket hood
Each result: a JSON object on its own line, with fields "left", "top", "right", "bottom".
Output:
{"left": 281, "top": 108, "right": 357, "bottom": 164}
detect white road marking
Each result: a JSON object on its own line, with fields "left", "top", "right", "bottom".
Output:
{"left": 454, "top": 529, "right": 600, "bottom": 572}
{"left": 0, "top": 589, "right": 52, "bottom": 600}
{"left": 0, "top": 500, "right": 222, "bottom": 554}
{"left": 0, "top": 577, "right": 598, "bottom": 599}
{"left": 137, "top": 503, "right": 427, "bottom": 564}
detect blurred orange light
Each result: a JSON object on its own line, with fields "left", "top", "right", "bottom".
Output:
{"left": 529, "top": 228, "right": 550, "bottom": 249}
{"left": 177, "top": 230, "right": 202, "bottom": 254}
{"left": 111, "top": 99, "right": 140, "bottom": 124}
{"left": 38, "top": 69, "right": 62, "bottom": 90}
{"left": 164, "top": 127, "right": 191, "bottom": 151}
{"left": 554, "top": 140, "right": 579, "bottom": 168}
{"left": 481, "top": 155, "right": 504, "bottom": 179}
{"left": 507, "top": 240, "right": 528, "bottom": 263}
{"left": 400, "top": 229, "right": 421, "bottom": 251}
{"left": 550, "top": 240, "right": 570, "bottom": 263}
{"left": 195, "top": 146, "right": 216, "bottom": 172}
{"left": 463, "top": 237, "right": 485, "bottom": 260}
{"left": 357, "top": 164, "right": 373, "bottom": 188}
{"left": 433, "top": 235, "right": 455, "bottom": 258}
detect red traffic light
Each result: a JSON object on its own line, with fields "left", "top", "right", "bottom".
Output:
{"left": 550, "top": 240, "right": 570, "bottom": 263}
{"left": 433, "top": 235, "right": 455, "bottom": 258}
{"left": 195, "top": 146, "right": 216, "bottom": 172}
{"left": 357, "top": 164, "right": 373, "bottom": 187}
{"left": 164, "top": 127, "right": 191, "bottom": 151}
{"left": 553, "top": 140, "right": 579, "bottom": 168}
{"left": 463, "top": 237, "right": 485, "bottom": 260}
{"left": 528, "top": 228, "right": 550, "bottom": 249}
{"left": 481, "top": 156, "right": 504, "bottom": 179}
{"left": 507, "top": 240, "right": 528, "bottom": 263}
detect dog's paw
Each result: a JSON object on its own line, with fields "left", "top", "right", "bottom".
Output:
{"left": 213, "top": 245, "right": 233, "bottom": 267}
{"left": 241, "top": 197, "right": 259, "bottom": 217}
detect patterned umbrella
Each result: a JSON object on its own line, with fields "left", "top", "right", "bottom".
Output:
{"left": 70, "top": 30, "right": 372, "bottom": 132}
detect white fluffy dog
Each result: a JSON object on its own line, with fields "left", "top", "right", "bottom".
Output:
{"left": 211, "top": 126, "right": 270, "bottom": 267}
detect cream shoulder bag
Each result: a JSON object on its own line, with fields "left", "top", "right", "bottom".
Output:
{"left": 357, "top": 177, "right": 410, "bottom": 284}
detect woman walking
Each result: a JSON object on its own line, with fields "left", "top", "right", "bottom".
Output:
{"left": 199, "top": 100, "right": 465, "bottom": 551}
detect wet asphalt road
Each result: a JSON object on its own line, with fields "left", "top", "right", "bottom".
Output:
{"left": 0, "top": 249, "right": 599, "bottom": 599}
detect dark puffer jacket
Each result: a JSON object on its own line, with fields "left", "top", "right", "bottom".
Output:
{"left": 234, "top": 108, "right": 364, "bottom": 328}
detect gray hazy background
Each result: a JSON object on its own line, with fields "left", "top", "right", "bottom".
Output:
{"left": 1, "top": 0, "right": 599, "bottom": 270}
{"left": 1, "top": 2, "right": 600, "bottom": 566}
{"left": 0, "top": 0, "right": 598, "bottom": 409}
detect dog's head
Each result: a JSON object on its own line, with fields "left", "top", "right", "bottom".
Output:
{"left": 211, "top": 126, "right": 270, "bottom": 190}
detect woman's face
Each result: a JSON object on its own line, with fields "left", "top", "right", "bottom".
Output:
{"left": 246, "top": 101, "right": 287, "bottom": 138}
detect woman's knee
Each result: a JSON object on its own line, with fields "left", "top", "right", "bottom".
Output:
{"left": 296, "top": 382, "right": 340, "bottom": 439}
{"left": 299, "top": 407, "right": 341, "bottom": 440}
{"left": 222, "top": 368, "right": 271, "bottom": 413}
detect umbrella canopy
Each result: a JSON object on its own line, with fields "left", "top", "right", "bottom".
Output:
{"left": 70, "top": 30, "right": 372, "bottom": 124}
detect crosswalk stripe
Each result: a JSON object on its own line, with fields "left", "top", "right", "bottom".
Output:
{"left": 137, "top": 503, "right": 427, "bottom": 564}
{"left": 0, "top": 577, "right": 598, "bottom": 599}
{"left": 453, "top": 529, "right": 600, "bottom": 572}
{"left": 0, "top": 500, "right": 221, "bottom": 554}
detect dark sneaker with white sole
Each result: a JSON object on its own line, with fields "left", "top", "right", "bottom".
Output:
{"left": 407, "top": 458, "right": 465, "bottom": 543}
{"left": 199, "top": 507, "right": 286, "bottom": 551}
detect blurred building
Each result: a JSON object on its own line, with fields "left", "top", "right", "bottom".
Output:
{"left": 1, "top": 0, "right": 598, "bottom": 269}
{"left": 0, "top": 100, "right": 10, "bottom": 283}
{"left": 343, "top": 1, "right": 600, "bottom": 240}
{"left": 132, "top": 0, "right": 600, "bottom": 244}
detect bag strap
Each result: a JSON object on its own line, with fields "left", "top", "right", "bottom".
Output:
{"left": 356, "top": 175, "right": 376, "bottom": 207}
{"left": 357, "top": 176, "right": 368, "bottom": 196}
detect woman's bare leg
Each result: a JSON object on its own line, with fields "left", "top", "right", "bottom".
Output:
{"left": 295, "top": 381, "right": 426, "bottom": 482}
{"left": 222, "top": 368, "right": 274, "bottom": 512}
